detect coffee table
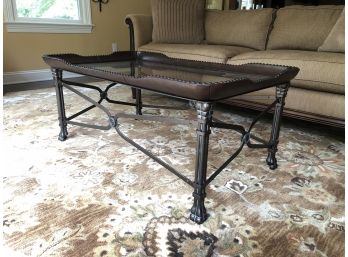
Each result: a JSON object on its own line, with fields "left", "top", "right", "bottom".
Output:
{"left": 43, "top": 51, "right": 299, "bottom": 224}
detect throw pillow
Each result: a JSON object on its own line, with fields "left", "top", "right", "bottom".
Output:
{"left": 267, "top": 5, "right": 343, "bottom": 51}
{"left": 205, "top": 8, "right": 275, "bottom": 50}
{"left": 151, "top": 0, "right": 205, "bottom": 44}
{"left": 318, "top": 9, "right": 345, "bottom": 53}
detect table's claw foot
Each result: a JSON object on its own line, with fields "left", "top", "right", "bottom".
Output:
{"left": 266, "top": 152, "right": 277, "bottom": 170}
{"left": 58, "top": 130, "right": 68, "bottom": 141}
{"left": 190, "top": 202, "right": 208, "bottom": 224}
{"left": 109, "top": 116, "right": 118, "bottom": 128}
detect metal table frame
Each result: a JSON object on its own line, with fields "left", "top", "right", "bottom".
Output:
{"left": 51, "top": 68, "right": 289, "bottom": 224}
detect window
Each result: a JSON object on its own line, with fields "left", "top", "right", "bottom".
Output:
{"left": 4, "top": 0, "right": 93, "bottom": 33}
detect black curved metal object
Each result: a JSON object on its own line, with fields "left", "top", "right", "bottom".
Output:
{"left": 92, "top": 0, "right": 109, "bottom": 12}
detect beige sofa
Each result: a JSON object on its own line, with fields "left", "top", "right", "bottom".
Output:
{"left": 125, "top": 5, "right": 345, "bottom": 127}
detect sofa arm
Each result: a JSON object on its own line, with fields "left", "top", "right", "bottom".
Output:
{"left": 125, "top": 14, "right": 153, "bottom": 51}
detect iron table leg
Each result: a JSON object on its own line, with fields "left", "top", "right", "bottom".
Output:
{"left": 190, "top": 102, "right": 214, "bottom": 224}
{"left": 267, "top": 83, "right": 289, "bottom": 170}
{"left": 52, "top": 69, "right": 68, "bottom": 141}
{"left": 131, "top": 88, "right": 137, "bottom": 99}
{"left": 135, "top": 89, "right": 142, "bottom": 115}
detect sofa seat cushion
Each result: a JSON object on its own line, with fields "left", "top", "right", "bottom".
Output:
{"left": 139, "top": 43, "right": 255, "bottom": 63}
{"left": 227, "top": 50, "right": 344, "bottom": 94}
{"left": 228, "top": 87, "right": 345, "bottom": 120}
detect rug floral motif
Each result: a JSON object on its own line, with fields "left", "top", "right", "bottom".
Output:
{"left": 3, "top": 83, "right": 345, "bottom": 257}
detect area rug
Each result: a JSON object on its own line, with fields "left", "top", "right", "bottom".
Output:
{"left": 3, "top": 83, "right": 345, "bottom": 257}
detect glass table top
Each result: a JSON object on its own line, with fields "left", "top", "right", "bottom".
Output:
{"left": 80, "top": 60, "right": 272, "bottom": 84}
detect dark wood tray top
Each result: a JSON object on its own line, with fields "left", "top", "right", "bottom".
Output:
{"left": 43, "top": 51, "right": 299, "bottom": 101}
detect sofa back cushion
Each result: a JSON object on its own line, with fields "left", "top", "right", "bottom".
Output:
{"left": 318, "top": 9, "right": 345, "bottom": 53}
{"left": 205, "top": 9, "right": 275, "bottom": 50}
{"left": 151, "top": 0, "right": 205, "bottom": 44}
{"left": 267, "top": 5, "right": 344, "bottom": 51}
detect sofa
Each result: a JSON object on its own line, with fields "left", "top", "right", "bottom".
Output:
{"left": 125, "top": 5, "right": 345, "bottom": 127}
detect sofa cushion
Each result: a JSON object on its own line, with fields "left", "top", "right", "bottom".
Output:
{"left": 227, "top": 50, "right": 344, "bottom": 94}
{"left": 267, "top": 5, "right": 344, "bottom": 51}
{"left": 151, "top": 0, "right": 205, "bottom": 44}
{"left": 319, "top": 9, "right": 345, "bottom": 53}
{"left": 139, "top": 43, "right": 255, "bottom": 63}
{"left": 205, "top": 9, "right": 274, "bottom": 50}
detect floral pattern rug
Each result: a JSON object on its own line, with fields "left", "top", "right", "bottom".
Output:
{"left": 3, "top": 83, "right": 345, "bottom": 257}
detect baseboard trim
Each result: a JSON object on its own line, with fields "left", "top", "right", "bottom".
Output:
{"left": 4, "top": 69, "right": 82, "bottom": 85}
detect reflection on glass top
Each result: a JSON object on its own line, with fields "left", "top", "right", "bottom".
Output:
{"left": 79, "top": 60, "right": 270, "bottom": 83}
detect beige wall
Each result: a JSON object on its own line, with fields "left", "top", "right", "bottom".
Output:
{"left": 3, "top": 0, "right": 151, "bottom": 72}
